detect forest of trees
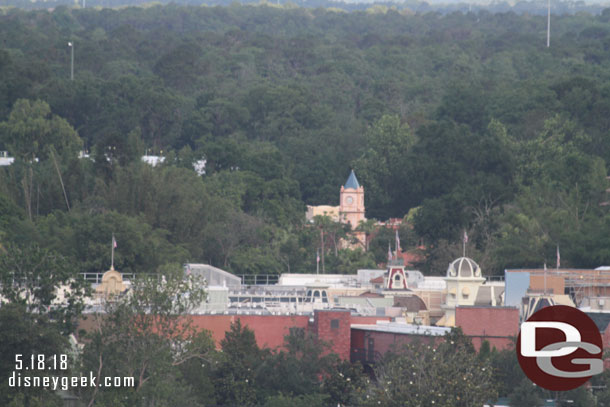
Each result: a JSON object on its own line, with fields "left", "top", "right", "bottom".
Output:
{"left": 3, "top": 4, "right": 610, "bottom": 276}
{"left": 2, "top": 0, "right": 608, "bottom": 16}
{"left": 3, "top": 3, "right": 610, "bottom": 406}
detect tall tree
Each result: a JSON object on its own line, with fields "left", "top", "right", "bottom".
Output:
{"left": 79, "top": 265, "right": 211, "bottom": 407}
{"left": 0, "top": 243, "right": 88, "bottom": 333}
{"left": 0, "top": 243, "right": 88, "bottom": 406}
{"left": 0, "top": 99, "right": 82, "bottom": 219}
{"left": 365, "top": 329, "right": 496, "bottom": 407}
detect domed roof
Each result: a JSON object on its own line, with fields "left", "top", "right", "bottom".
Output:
{"left": 447, "top": 257, "right": 482, "bottom": 279}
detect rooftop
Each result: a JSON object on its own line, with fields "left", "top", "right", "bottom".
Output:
{"left": 351, "top": 321, "right": 450, "bottom": 336}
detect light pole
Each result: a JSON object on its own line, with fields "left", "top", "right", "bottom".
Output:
{"left": 68, "top": 41, "right": 74, "bottom": 81}
{"left": 547, "top": 0, "right": 551, "bottom": 47}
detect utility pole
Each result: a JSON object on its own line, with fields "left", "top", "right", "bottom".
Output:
{"left": 68, "top": 41, "right": 74, "bottom": 80}
{"left": 547, "top": 0, "right": 551, "bottom": 48}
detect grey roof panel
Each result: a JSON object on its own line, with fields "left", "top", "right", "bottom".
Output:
{"left": 585, "top": 312, "right": 610, "bottom": 332}
{"left": 475, "top": 286, "right": 492, "bottom": 306}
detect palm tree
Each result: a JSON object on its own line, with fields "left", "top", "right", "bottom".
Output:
{"left": 356, "top": 218, "right": 378, "bottom": 251}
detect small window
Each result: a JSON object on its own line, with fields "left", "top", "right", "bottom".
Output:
{"left": 394, "top": 274, "right": 401, "bottom": 281}
{"left": 331, "top": 319, "right": 340, "bottom": 329}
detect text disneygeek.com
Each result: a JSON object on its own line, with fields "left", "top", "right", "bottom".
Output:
{"left": 9, "top": 354, "right": 134, "bottom": 391}
{"left": 9, "top": 371, "right": 135, "bottom": 391}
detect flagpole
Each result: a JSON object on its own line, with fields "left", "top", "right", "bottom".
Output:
{"left": 395, "top": 229, "right": 400, "bottom": 260}
{"left": 544, "top": 263, "right": 547, "bottom": 295}
{"left": 462, "top": 230, "right": 467, "bottom": 257}
{"left": 111, "top": 234, "right": 115, "bottom": 270}
{"left": 316, "top": 249, "right": 319, "bottom": 275}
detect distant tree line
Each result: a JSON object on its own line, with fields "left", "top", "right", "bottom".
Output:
{"left": 2, "top": 5, "right": 610, "bottom": 279}
{"left": 1, "top": 0, "right": 608, "bottom": 16}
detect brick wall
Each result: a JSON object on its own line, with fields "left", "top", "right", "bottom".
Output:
{"left": 189, "top": 312, "right": 360, "bottom": 360}
{"left": 529, "top": 275, "right": 564, "bottom": 295}
{"left": 455, "top": 306, "right": 520, "bottom": 351}
{"left": 312, "top": 310, "right": 351, "bottom": 360}
{"left": 190, "top": 314, "right": 310, "bottom": 350}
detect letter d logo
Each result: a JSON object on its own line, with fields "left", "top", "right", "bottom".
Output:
{"left": 520, "top": 321, "right": 581, "bottom": 357}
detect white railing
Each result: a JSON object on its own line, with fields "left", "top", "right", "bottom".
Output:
{"left": 237, "top": 274, "right": 279, "bottom": 285}
{"left": 80, "top": 272, "right": 136, "bottom": 284}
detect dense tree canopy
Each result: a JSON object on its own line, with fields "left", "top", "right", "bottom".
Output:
{"left": 4, "top": 3, "right": 610, "bottom": 407}
{"left": 2, "top": 2, "right": 610, "bottom": 277}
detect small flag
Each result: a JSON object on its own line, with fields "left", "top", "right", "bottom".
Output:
{"left": 463, "top": 230, "right": 468, "bottom": 244}
{"left": 556, "top": 246, "right": 560, "bottom": 269}
{"left": 186, "top": 264, "right": 191, "bottom": 276}
{"left": 388, "top": 243, "right": 393, "bottom": 262}
{"left": 112, "top": 235, "right": 117, "bottom": 248}
{"left": 316, "top": 250, "right": 320, "bottom": 264}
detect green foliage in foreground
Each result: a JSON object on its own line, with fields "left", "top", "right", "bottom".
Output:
{"left": 364, "top": 329, "right": 496, "bottom": 407}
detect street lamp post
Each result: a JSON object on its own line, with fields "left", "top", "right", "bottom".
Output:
{"left": 68, "top": 41, "right": 74, "bottom": 81}
{"left": 547, "top": 0, "right": 551, "bottom": 47}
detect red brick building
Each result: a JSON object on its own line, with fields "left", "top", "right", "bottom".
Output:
{"left": 350, "top": 322, "right": 450, "bottom": 364}
{"left": 188, "top": 311, "right": 389, "bottom": 359}
{"left": 183, "top": 306, "right": 522, "bottom": 362}
{"left": 190, "top": 314, "right": 310, "bottom": 350}
{"left": 311, "top": 310, "right": 351, "bottom": 360}
{"left": 455, "top": 306, "right": 520, "bottom": 351}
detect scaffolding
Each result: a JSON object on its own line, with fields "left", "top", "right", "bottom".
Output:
{"left": 526, "top": 269, "right": 610, "bottom": 307}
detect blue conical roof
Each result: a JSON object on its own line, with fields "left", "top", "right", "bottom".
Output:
{"left": 344, "top": 170, "right": 360, "bottom": 189}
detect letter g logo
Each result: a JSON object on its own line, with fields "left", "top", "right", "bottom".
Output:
{"left": 517, "top": 306, "right": 604, "bottom": 391}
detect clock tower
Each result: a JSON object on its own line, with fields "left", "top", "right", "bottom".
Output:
{"left": 340, "top": 170, "right": 366, "bottom": 245}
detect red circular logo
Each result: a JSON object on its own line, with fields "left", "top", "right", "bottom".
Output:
{"left": 516, "top": 305, "right": 603, "bottom": 391}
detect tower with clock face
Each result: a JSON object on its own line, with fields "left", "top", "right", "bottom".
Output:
{"left": 340, "top": 170, "right": 365, "bottom": 244}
